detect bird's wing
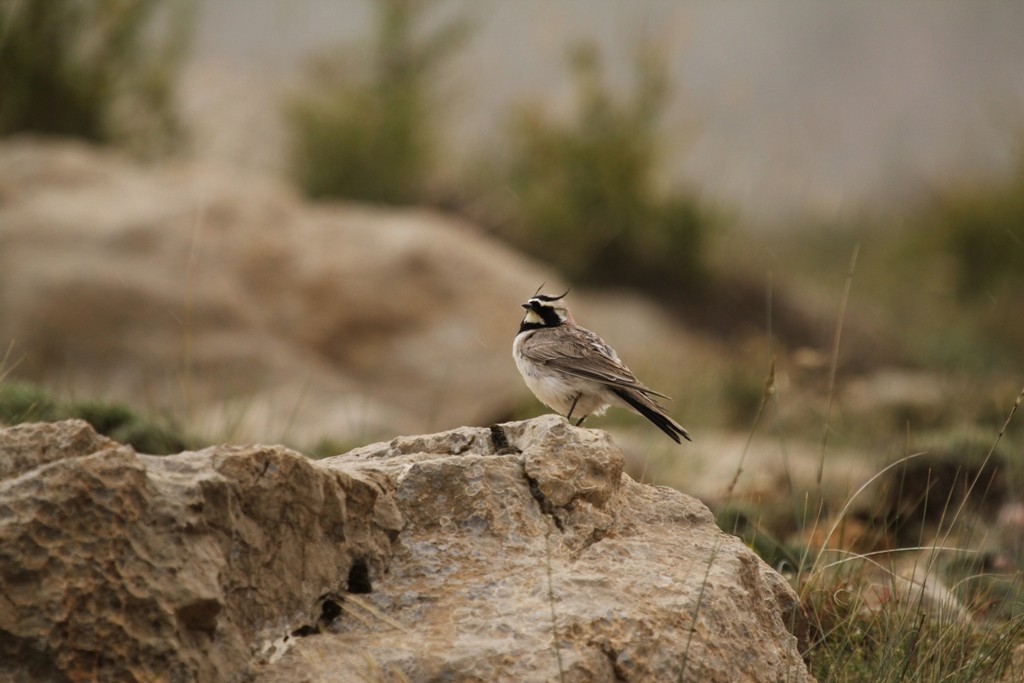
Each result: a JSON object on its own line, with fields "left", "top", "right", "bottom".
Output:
{"left": 520, "top": 328, "right": 672, "bottom": 400}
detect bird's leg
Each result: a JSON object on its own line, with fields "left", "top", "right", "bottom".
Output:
{"left": 575, "top": 415, "right": 588, "bottom": 427}
{"left": 565, "top": 394, "right": 580, "bottom": 422}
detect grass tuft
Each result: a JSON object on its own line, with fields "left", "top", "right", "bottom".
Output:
{"left": 0, "top": 380, "right": 191, "bottom": 454}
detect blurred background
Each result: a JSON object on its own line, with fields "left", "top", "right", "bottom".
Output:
{"left": 2, "top": 1, "right": 1024, "bottom": 668}
{"left": 186, "top": 0, "right": 1024, "bottom": 225}
{"left": 2, "top": 0, "right": 1024, "bottom": 485}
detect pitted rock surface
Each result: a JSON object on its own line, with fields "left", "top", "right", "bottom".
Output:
{"left": 0, "top": 417, "right": 812, "bottom": 682}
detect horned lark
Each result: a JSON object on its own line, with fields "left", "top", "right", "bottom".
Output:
{"left": 513, "top": 289, "right": 691, "bottom": 443}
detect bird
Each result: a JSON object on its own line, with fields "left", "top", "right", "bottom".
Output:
{"left": 512, "top": 287, "right": 691, "bottom": 443}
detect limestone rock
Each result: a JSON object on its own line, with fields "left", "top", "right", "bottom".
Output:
{"left": 0, "top": 419, "right": 401, "bottom": 683}
{"left": 0, "top": 419, "right": 118, "bottom": 480}
{"left": 280, "top": 415, "right": 814, "bottom": 682}
{"left": 0, "top": 417, "right": 813, "bottom": 683}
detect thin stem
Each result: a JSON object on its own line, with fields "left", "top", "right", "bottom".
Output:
{"left": 544, "top": 519, "right": 567, "bottom": 683}
{"left": 819, "top": 243, "right": 860, "bottom": 485}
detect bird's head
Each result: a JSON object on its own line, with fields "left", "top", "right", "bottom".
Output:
{"left": 520, "top": 287, "right": 572, "bottom": 329}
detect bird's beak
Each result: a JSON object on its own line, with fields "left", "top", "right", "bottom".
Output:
{"left": 521, "top": 302, "right": 533, "bottom": 311}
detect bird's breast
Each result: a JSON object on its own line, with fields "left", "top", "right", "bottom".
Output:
{"left": 513, "top": 331, "right": 577, "bottom": 413}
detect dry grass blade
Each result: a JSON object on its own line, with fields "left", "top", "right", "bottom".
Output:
{"left": 929, "top": 383, "right": 1024, "bottom": 573}
{"left": 0, "top": 339, "right": 20, "bottom": 384}
{"left": 819, "top": 243, "right": 860, "bottom": 485}
{"left": 807, "top": 451, "right": 927, "bottom": 583}
{"left": 678, "top": 536, "right": 724, "bottom": 682}
{"left": 724, "top": 357, "right": 776, "bottom": 500}
{"left": 179, "top": 195, "right": 208, "bottom": 423}
{"left": 341, "top": 594, "right": 411, "bottom": 634}
{"left": 544, "top": 518, "right": 567, "bottom": 683}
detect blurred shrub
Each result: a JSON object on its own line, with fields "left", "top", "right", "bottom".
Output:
{"left": 0, "top": 0, "right": 194, "bottom": 156}
{"left": 287, "top": 0, "right": 468, "bottom": 203}
{"left": 0, "top": 381, "right": 190, "bottom": 454}
{"left": 0, "top": 381, "right": 61, "bottom": 423}
{"left": 934, "top": 164, "right": 1024, "bottom": 298}
{"left": 501, "top": 44, "right": 715, "bottom": 292}
{"left": 890, "top": 152, "right": 1024, "bottom": 368}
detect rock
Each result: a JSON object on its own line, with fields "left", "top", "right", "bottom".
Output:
{"left": 0, "top": 417, "right": 814, "bottom": 682}
{"left": 275, "top": 415, "right": 813, "bottom": 682}
{"left": 842, "top": 368, "right": 950, "bottom": 427}
{"left": 857, "top": 560, "right": 972, "bottom": 625}
{"left": 0, "top": 419, "right": 118, "bottom": 480}
{"left": 1003, "top": 642, "right": 1024, "bottom": 683}
{"left": 995, "top": 501, "right": 1024, "bottom": 569}
{"left": 0, "top": 419, "right": 401, "bottom": 683}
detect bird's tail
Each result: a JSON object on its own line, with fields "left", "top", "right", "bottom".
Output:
{"left": 612, "top": 387, "right": 691, "bottom": 444}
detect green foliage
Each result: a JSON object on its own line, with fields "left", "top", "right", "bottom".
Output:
{"left": 716, "top": 504, "right": 805, "bottom": 572}
{"left": 502, "top": 43, "right": 714, "bottom": 292}
{"left": 0, "top": 0, "right": 193, "bottom": 156}
{"left": 881, "top": 153, "right": 1024, "bottom": 369}
{"left": 708, "top": 360, "right": 1024, "bottom": 681}
{"left": 287, "top": 0, "right": 468, "bottom": 203}
{"left": 0, "top": 381, "right": 190, "bottom": 454}
{"left": 73, "top": 399, "right": 188, "bottom": 454}
{"left": 932, "top": 163, "right": 1024, "bottom": 298}
{"left": 0, "top": 381, "right": 61, "bottom": 423}
{"left": 793, "top": 507, "right": 1024, "bottom": 682}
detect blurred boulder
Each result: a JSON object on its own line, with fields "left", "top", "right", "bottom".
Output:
{"left": 842, "top": 368, "right": 950, "bottom": 428}
{"left": 0, "top": 138, "right": 553, "bottom": 445}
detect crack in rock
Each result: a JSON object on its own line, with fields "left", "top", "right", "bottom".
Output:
{"left": 600, "top": 642, "right": 629, "bottom": 682}
{"left": 290, "top": 593, "right": 344, "bottom": 638}
{"left": 488, "top": 424, "right": 521, "bottom": 455}
{"left": 523, "top": 465, "right": 564, "bottom": 531}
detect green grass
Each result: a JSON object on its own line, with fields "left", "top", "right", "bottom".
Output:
{"left": 730, "top": 375, "right": 1024, "bottom": 682}
{"left": 805, "top": 573, "right": 1024, "bottom": 682}
{"left": 684, "top": 236, "right": 1024, "bottom": 682}
{"left": 0, "top": 381, "right": 191, "bottom": 454}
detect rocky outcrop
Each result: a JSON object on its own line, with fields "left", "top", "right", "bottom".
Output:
{"left": 0, "top": 417, "right": 813, "bottom": 682}
{"left": 0, "top": 419, "right": 401, "bottom": 683}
